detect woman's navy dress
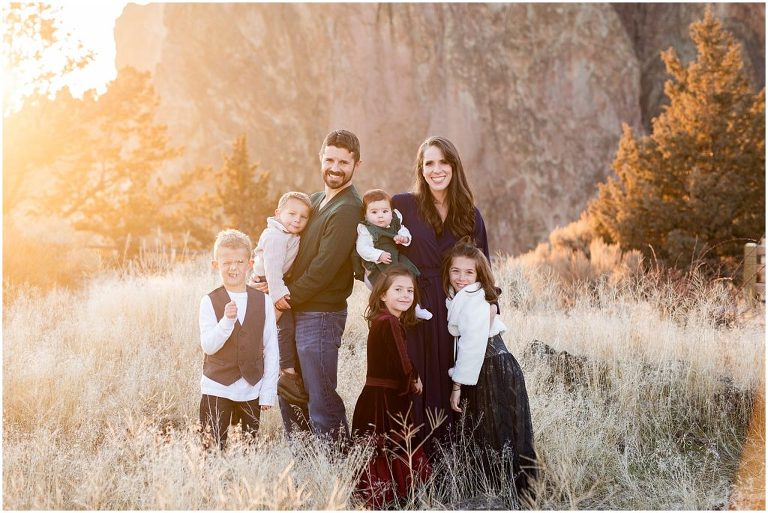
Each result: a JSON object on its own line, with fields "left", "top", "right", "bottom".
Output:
{"left": 392, "top": 193, "right": 489, "bottom": 453}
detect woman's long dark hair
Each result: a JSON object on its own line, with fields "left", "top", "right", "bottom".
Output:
{"left": 364, "top": 265, "right": 421, "bottom": 327}
{"left": 441, "top": 237, "right": 499, "bottom": 303}
{"left": 413, "top": 136, "right": 476, "bottom": 239}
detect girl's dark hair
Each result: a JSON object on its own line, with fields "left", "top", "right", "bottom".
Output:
{"left": 442, "top": 237, "right": 498, "bottom": 303}
{"left": 365, "top": 265, "right": 420, "bottom": 327}
{"left": 412, "top": 136, "right": 476, "bottom": 238}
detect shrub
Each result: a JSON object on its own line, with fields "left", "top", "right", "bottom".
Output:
{"left": 3, "top": 214, "right": 100, "bottom": 297}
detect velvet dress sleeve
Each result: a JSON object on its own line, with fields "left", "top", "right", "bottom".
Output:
{"left": 383, "top": 314, "right": 419, "bottom": 395}
{"left": 474, "top": 207, "right": 490, "bottom": 260}
{"left": 473, "top": 207, "right": 502, "bottom": 312}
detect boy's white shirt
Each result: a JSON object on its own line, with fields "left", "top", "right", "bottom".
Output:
{"left": 199, "top": 289, "right": 279, "bottom": 405}
{"left": 446, "top": 282, "right": 506, "bottom": 386}
{"left": 252, "top": 216, "right": 300, "bottom": 303}
{"left": 356, "top": 209, "right": 412, "bottom": 262}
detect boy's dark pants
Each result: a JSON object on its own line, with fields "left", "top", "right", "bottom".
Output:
{"left": 276, "top": 309, "right": 312, "bottom": 435}
{"left": 278, "top": 310, "right": 298, "bottom": 369}
{"left": 199, "top": 394, "right": 260, "bottom": 449}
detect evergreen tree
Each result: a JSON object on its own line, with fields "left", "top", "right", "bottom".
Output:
{"left": 207, "top": 135, "right": 274, "bottom": 243}
{"left": 589, "top": 9, "right": 765, "bottom": 272}
{"left": 167, "top": 135, "right": 276, "bottom": 250}
{"left": 3, "top": 89, "right": 85, "bottom": 213}
{"left": 3, "top": 3, "right": 93, "bottom": 213}
{"left": 44, "top": 67, "right": 183, "bottom": 253}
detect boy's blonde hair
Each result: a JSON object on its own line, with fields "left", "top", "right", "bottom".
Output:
{"left": 277, "top": 191, "right": 312, "bottom": 211}
{"left": 213, "top": 229, "right": 252, "bottom": 259}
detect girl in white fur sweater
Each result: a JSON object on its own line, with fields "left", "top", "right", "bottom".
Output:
{"left": 442, "top": 239, "right": 538, "bottom": 499}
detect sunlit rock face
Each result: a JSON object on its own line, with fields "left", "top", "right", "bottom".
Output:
{"left": 613, "top": 3, "right": 765, "bottom": 131}
{"left": 115, "top": 3, "right": 763, "bottom": 254}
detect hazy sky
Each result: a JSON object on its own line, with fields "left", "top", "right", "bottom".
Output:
{"left": 56, "top": 1, "right": 133, "bottom": 95}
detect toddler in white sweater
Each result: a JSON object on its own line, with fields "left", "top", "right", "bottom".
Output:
{"left": 252, "top": 191, "right": 311, "bottom": 376}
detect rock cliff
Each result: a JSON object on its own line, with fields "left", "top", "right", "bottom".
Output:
{"left": 612, "top": 3, "right": 765, "bottom": 130}
{"left": 114, "top": 2, "right": 764, "bottom": 255}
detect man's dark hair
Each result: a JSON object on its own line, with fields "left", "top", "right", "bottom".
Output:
{"left": 320, "top": 129, "right": 361, "bottom": 163}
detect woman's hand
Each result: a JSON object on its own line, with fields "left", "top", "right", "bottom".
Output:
{"left": 377, "top": 251, "right": 392, "bottom": 264}
{"left": 411, "top": 376, "right": 423, "bottom": 395}
{"left": 450, "top": 386, "right": 462, "bottom": 412}
{"left": 260, "top": 405, "right": 272, "bottom": 411}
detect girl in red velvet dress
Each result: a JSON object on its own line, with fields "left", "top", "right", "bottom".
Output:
{"left": 352, "top": 266, "right": 431, "bottom": 508}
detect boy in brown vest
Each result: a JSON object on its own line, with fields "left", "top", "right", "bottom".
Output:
{"left": 199, "top": 229, "right": 279, "bottom": 448}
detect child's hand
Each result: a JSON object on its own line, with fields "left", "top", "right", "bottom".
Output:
{"left": 260, "top": 405, "right": 272, "bottom": 411}
{"left": 450, "top": 387, "right": 462, "bottom": 412}
{"left": 411, "top": 376, "right": 423, "bottom": 395}
{"left": 377, "top": 251, "right": 392, "bottom": 264}
{"left": 394, "top": 235, "right": 410, "bottom": 245}
{"left": 224, "top": 301, "right": 238, "bottom": 320}
{"left": 252, "top": 281, "right": 269, "bottom": 294}
{"left": 275, "top": 295, "right": 291, "bottom": 310}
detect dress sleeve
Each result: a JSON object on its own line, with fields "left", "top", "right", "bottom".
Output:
{"left": 384, "top": 315, "right": 418, "bottom": 395}
{"left": 474, "top": 207, "right": 501, "bottom": 312}
{"left": 474, "top": 207, "right": 490, "bottom": 260}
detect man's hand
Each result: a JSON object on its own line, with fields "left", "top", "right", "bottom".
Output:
{"left": 275, "top": 295, "right": 291, "bottom": 310}
{"left": 224, "top": 301, "right": 238, "bottom": 320}
{"left": 393, "top": 234, "right": 410, "bottom": 245}
{"left": 377, "top": 251, "right": 392, "bottom": 264}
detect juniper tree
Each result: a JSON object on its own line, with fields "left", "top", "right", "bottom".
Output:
{"left": 191, "top": 135, "right": 275, "bottom": 245}
{"left": 44, "top": 67, "right": 183, "bottom": 254}
{"left": 588, "top": 9, "right": 765, "bottom": 273}
{"left": 3, "top": 3, "right": 93, "bottom": 212}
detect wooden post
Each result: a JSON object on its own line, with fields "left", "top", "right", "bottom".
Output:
{"left": 756, "top": 242, "right": 765, "bottom": 302}
{"left": 744, "top": 243, "right": 757, "bottom": 300}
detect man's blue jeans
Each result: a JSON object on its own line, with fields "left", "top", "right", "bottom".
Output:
{"left": 278, "top": 310, "right": 350, "bottom": 443}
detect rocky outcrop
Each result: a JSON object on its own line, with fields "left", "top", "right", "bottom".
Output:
{"left": 114, "top": 3, "right": 764, "bottom": 255}
{"left": 612, "top": 3, "right": 765, "bottom": 131}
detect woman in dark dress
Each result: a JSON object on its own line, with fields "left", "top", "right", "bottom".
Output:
{"left": 392, "top": 136, "right": 490, "bottom": 455}
{"left": 351, "top": 266, "right": 431, "bottom": 508}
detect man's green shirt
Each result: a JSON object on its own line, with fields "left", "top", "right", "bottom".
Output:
{"left": 286, "top": 185, "right": 362, "bottom": 312}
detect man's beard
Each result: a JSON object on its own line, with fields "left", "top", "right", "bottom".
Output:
{"left": 323, "top": 169, "right": 353, "bottom": 190}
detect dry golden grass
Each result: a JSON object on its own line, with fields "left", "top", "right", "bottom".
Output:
{"left": 3, "top": 256, "right": 764, "bottom": 509}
